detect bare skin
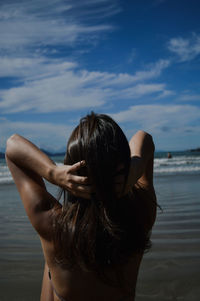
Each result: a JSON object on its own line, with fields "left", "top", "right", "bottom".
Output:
{"left": 6, "top": 130, "right": 156, "bottom": 301}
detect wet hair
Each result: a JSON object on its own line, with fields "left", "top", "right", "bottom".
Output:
{"left": 53, "top": 112, "right": 151, "bottom": 280}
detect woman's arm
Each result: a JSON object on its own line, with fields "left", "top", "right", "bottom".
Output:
{"left": 6, "top": 134, "right": 91, "bottom": 239}
{"left": 126, "top": 130, "right": 155, "bottom": 190}
{"left": 6, "top": 134, "right": 91, "bottom": 198}
{"left": 6, "top": 134, "right": 56, "bottom": 183}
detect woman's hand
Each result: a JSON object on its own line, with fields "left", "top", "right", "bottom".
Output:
{"left": 125, "top": 156, "right": 144, "bottom": 192}
{"left": 51, "top": 161, "right": 92, "bottom": 199}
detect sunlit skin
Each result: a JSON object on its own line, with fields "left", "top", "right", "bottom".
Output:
{"left": 6, "top": 130, "right": 156, "bottom": 301}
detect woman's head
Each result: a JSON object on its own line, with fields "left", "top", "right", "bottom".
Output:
{"left": 64, "top": 112, "right": 131, "bottom": 203}
{"left": 54, "top": 112, "right": 150, "bottom": 278}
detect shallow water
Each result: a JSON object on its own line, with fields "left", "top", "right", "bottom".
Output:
{"left": 136, "top": 174, "right": 200, "bottom": 301}
{"left": 0, "top": 174, "right": 200, "bottom": 300}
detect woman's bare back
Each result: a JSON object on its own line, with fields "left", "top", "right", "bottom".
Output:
{"left": 40, "top": 239, "right": 143, "bottom": 301}
{"left": 40, "top": 181, "right": 156, "bottom": 301}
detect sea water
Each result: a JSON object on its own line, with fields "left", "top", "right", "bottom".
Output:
{"left": 1, "top": 151, "right": 200, "bottom": 184}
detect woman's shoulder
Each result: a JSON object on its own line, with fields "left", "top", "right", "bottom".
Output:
{"left": 133, "top": 182, "right": 156, "bottom": 200}
{"left": 131, "top": 183, "right": 157, "bottom": 231}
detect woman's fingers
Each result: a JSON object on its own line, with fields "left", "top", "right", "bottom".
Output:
{"left": 70, "top": 174, "right": 89, "bottom": 184}
{"left": 70, "top": 160, "right": 86, "bottom": 172}
{"left": 67, "top": 161, "right": 89, "bottom": 185}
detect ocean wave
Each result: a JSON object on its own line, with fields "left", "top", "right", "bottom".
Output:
{"left": 1, "top": 157, "right": 200, "bottom": 185}
{"left": 0, "top": 177, "right": 14, "bottom": 184}
{"left": 154, "top": 156, "right": 200, "bottom": 166}
{"left": 0, "top": 162, "right": 64, "bottom": 185}
{"left": 153, "top": 156, "right": 200, "bottom": 175}
{"left": 154, "top": 166, "right": 200, "bottom": 175}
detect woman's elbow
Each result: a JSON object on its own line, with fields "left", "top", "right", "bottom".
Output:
{"left": 138, "top": 130, "right": 155, "bottom": 153}
{"left": 6, "top": 134, "right": 19, "bottom": 156}
{"left": 147, "top": 133, "right": 155, "bottom": 153}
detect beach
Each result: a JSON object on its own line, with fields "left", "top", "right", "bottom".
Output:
{"left": 0, "top": 153, "right": 200, "bottom": 300}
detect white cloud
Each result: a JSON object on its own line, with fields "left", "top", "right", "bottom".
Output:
{"left": 0, "top": 0, "right": 118, "bottom": 54}
{"left": 111, "top": 104, "right": 200, "bottom": 135}
{"left": 120, "top": 83, "right": 166, "bottom": 98}
{"left": 0, "top": 56, "right": 172, "bottom": 113}
{"left": 93, "top": 59, "right": 170, "bottom": 85}
{"left": 155, "top": 89, "right": 175, "bottom": 99}
{"left": 0, "top": 0, "right": 172, "bottom": 114}
{"left": 0, "top": 73, "right": 170, "bottom": 114}
{"left": 0, "top": 57, "right": 77, "bottom": 78}
{"left": 168, "top": 34, "right": 200, "bottom": 62}
{"left": 0, "top": 74, "right": 105, "bottom": 113}
{"left": 1, "top": 104, "right": 199, "bottom": 151}
{"left": 175, "top": 93, "right": 200, "bottom": 102}
{"left": 130, "top": 59, "right": 170, "bottom": 82}
{"left": 0, "top": 118, "right": 74, "bottom": 152}
{"left": 0, "top": 56, "right": 170, "bottom": 82}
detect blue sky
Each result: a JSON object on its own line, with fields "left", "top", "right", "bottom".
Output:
{"left": 0, "top": 0, "right": 200, "bottom": 152}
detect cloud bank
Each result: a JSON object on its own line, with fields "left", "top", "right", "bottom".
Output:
{"left": 0, "top": 57, "right": 171, "bottom": 113}
{"left": 0, "top": 0, "right": 118, "bottom": 54}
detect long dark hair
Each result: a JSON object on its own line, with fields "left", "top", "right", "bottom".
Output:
{"left": 53, "top": 112, "right": 151, "bottom": 278}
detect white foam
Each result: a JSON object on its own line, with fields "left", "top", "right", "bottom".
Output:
{"left": 1, "top": 156, "right": 200, "bottom": 185}
{"left": 0, "top": 161, "right": 64, "bottom": 185}
{"left": 154, "top": 155, "right": 200, "bottom": 175}
{"left": 154, "top": 166, "right": 200, "bottom": 174}
{"left": 0, "top": 177, "right": 13, "bottom": 184}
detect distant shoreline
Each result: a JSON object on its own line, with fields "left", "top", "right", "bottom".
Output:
{"left": 188, "top": 147, "right": 200, "bottom": 152}
{"left": 0, "top": 149, "right": 66, "bottom": 159}
{"left": 1, "top": 148, "right": 200, "bottom": 159}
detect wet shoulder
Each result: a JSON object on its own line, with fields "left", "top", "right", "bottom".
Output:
{"left": 132, "top": 183, "right": 157, "bottom": 232}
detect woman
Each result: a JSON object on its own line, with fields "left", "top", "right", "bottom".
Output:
{"left": 6, "top": 112, "right": 156, "bottom": 301}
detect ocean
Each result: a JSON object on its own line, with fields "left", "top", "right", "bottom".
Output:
{"left": 1, "top": 151, "right": 200, "bottom": 184}
{"left": 0, "top": 151, "right": 200, "bottom": 300}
